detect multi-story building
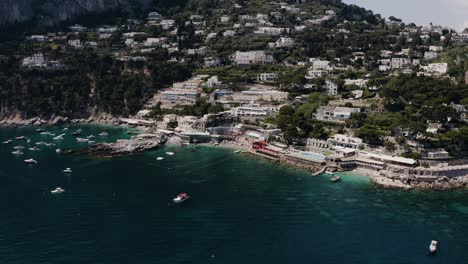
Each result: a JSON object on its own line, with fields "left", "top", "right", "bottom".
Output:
{"left": 328, "top": 134, "right": 364, "bottom": 149}
{"left": 233, "top": 51, "right": 273, "bottom": 65}
{"left": 275, "top": 37, "right": 294, "bottom": 48}
{"left": 257, "top": 73, "right": 278, "bottom": 82}
{"left": 315, "top": 106, "right": 361, "bottom": 122}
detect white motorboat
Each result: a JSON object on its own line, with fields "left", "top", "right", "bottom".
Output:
{"left": 87, "top": 135, "right": 95, "bottom": 139}
{"left": 166, "top": 152, "right": 175, "bottom": 156}
{"left": 429, "top": 240, "right": 438, "bottom": 255}
{"left": 157, "top": 157, "right": 164, "bottom": 161}
{"left": 29, "top": 147, "right": 40, "bottom": 151}
{"left": 62, "top": 127, "right": 69, "bottom": 131}
{"left": 40, "top": 131, "right": 55, "bottom": 136}
{"left": 53, "top": 134, "right": 65, "bottom": 140}
{"left": 98, "top": 132, "right": 109, "bottom": 137}
{"left": 63, "top": 168, "right": 72, "bottom": 173}
{"left": 12, "top": 150, "right": 24, "bottom": 155}
{"left": 2, "top": 139, "right": 12, "bottom": 144}
{"left": 50, "top": 187, "right": 65, "bottom": 194}
{"left": 13, "top": 145, "right": 25, "bottom": 150}
{"left": 173, "top": 193, "right": 189, "bottom": 203}
{"left": 88, "top": 140, "right": 95, "bottom": 144}
{"left": 233, "top": 150, "right": 241, "bottom": 154}
{"left": 16, "top": 136, "right": 27, "bottom": 141}
{"left": 24, "top": 158, "right": 38, "bottom": 164}
{"left": 76, "top": 138, "right": 89, "bottom": 143}
{"left": 331, "top": 175, "right": 341, "bottom": 183}
{"left": 35, "top": 141, "right": 47, "bottom": 146}
{"left": 71, "top": 129, "right": 82, "bottom": 136}
{"left": 55, "top": 149, "right": 62, "bottom": 154}
{"left": 36, "top": 128, "right": 45, "bottom": 132}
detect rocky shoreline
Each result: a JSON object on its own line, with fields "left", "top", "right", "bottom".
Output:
{"left": 0, "top": 111, "right": 122, "bottom": 127}
{"left": 67, "top": 134, "right": 167, "bottom": 158}
{"left": 356, "top": 168, "right": 468, "bottom": 190}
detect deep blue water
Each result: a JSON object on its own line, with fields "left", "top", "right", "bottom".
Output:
{"left": 0, "top": 125, "right": 467, "bottom": 263}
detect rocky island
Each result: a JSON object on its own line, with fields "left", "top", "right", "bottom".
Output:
{"left": 68, "top": 134, "right": 167, "bottom": 158}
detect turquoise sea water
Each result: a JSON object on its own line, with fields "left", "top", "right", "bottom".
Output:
{"left": 0, "top": 125, "right": 467, "bottom": 263}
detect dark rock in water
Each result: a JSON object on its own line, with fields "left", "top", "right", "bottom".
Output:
{"left": 68, "top": 134, "right": 166, "bottom": 158}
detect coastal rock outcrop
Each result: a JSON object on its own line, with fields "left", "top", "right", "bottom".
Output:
{"left": 68, "top": 134, "right": 167, "bottom": 158}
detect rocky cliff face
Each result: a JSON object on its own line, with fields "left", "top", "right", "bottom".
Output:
{"left": 0, "top": 0, "right": 152, "bottom": 26}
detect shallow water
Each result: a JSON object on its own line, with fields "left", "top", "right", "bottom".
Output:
{"left": 0, "top": 125, "right": 467, "bottom": 263}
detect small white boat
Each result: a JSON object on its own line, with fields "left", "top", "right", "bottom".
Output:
{"left": 24, "top": 158, "right": 38, "bottom": 164}
{"left": 157, "top": 157, "right": 164, "bottom": 161}
{"left": 40, "top": 131, "right": 55, "bottom": 136}
{"left": 331, "top": 175, "right": 341, "bottom": 183}
{"left": 98, "top": 132, "right": 109, "bottom": 137}
{"left": 233, "top": 150, "right": 241, "bottom": 154}
{"left": 53, "top": 134, "right": 65, "bottom": 140}
{"left": 63, "top": 168, "right": 72, "bottom": 173}
{"left": 28, "top": 147, "right": 40, "bottom": 151}
{"left": 50, "top": 187, "right": 65, "bottom": 194}
{"left": 76, "top": 138, "right": 89, "bottom": 143}
{"left": 62, "top": 127, "right": 69, "bottom": 131}
{"left": 12, "top": 150, "right": 24, "bottom": 155}
{"left": 16, "top": 136, "right": 27, "bottom": 141}
{"left": 71, "top": 129, "right": 82, "bottom": 136}
{"left": 35, "top": 141, "right": 47, "bottom": 146}
{"left": 13, "top": 145, "right": 25, "bottom": 150}
{"left": 166, "top": 152, "right": 175, "bottom": 156}
{"left": 2, "top": 139, "right": 12, "bottom": 144}
{"left": 45, "top": 142, "right": 56, "bottom": 147}
{"left": 55, "top": 149, "right": 62, "bottom": 154}
{"left": 429, "top": 240, "right": 438, "bottom": 255}
{"left": 173, "top": 193, "right": 189, "bottom": 203}
{"left": 36, "top": 128, "right": 45, "bottom": 132}
{"left": 87, "top": 135, "right": 95, "bottom": 139}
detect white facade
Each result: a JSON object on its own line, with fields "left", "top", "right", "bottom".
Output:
{"left": 324, "top": 80, "right": 338, "bottom": 96}
{"left": 22, "top": 53, "right": 47, "bottom": 68}
{"left": 427, "top": 63, "right": 448, "bottom": 74}
{"left": 68, "top": 39, "right": 82, "bottom": 48}
{"left": 161, "top": 20, "right": 175, "bottom": 30}
{"left": 257, "top": 73, "right": 278, "bottom": 82}
{"left": 254, "top": 27, "right": 289, "bottom": 36}
{"left": 275, "top": 37, "right": 294, "bottom": 48}
{"left": 206, "top": 76, "right": 221, "bottom": 88}
{"left": 233, "top": 51, "right": 273, "bottom": 65}
{"left": 424, "top": 51, "right": 439, "bottom": 60}
{"left": 328, "top": 134, "right": 363, "bottom": 149}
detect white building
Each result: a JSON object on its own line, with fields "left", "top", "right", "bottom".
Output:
{"left": 147, "top": 12, "right": 162, "bottom": 21}
{"left": 257, "top": 73, "right": 278, "bottom": 82}
{"left": 429, "top": 46, "right": 443, "bottom": 52}
{"left": 254, "top": 27, "right": 289, "bottom": 36}
{"left": 324, "top": 80, "right": 338, "bottom": 96}
{"left": 69, "top": 24, "right": 87, "bottom": 32}
{"left": 220, "top": 16, "right": 230, "bottom": 22}
{"left": 233, "top": 51, "right": 273, "bottom": 65}
{"left": 68, "top": 39, "right": 82, "bottom": 48}
{"left": 161, "top": 20, "right": 175, "bottom": 30}
{"left": 223, "top": 30, "right": 236, "bottom": 37}
{"left": 231, "top": 105, "right": 280, "bottom": 118}
{"left": 424, "top": 51, "right": 439, "bottom": 60}
{"left": 312, "top": 60, "right": 331, "bottom": 70}
{"left": 206, "top": 76, "right": 221, "bottom": 88}
{"left": 315, "top": 106, "right": 361, "bottom": 122}
{"left": 328, "top": 134, "right": 363, "bottom": 149}
{"left": 275, "top": 37, "right": 294, "bottom": 48}
{"left": 426, "top": 63, "right": 448, "bottom": 75}
{"left": 144, "top": 37, "right": 167, "bottom": 47}
{"left": 344, "top": 79, "right": 368, "bottom": 88}
{"left": 22, "top": 53, "right": 47, "bottom": 68}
